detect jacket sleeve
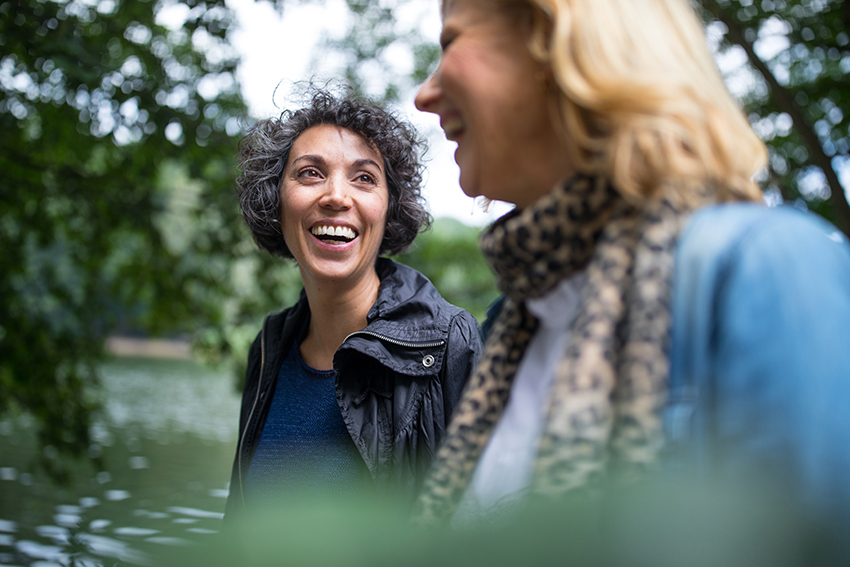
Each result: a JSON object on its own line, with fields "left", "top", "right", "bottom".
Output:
{"left": 670, "top": 204, "right": 850, "bottom": 526}
{"left": 441, "top": 310, "right": 483, "bottom": 428}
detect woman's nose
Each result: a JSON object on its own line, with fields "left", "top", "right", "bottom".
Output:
{"left": 319, "top": 177, "right": 352, "bottom": 210}
{"left": 414, "top": 71, "right": 440, "bottom": 113}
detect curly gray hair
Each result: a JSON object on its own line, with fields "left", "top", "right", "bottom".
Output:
{"left": 236, "top": 88, "right": 431, "bottom": 258}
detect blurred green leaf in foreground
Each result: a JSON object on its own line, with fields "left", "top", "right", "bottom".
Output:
{"left": 165, "top": 476, "right": 846, "bottom": 567}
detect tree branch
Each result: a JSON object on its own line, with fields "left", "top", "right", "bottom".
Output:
{"left": 702, "top": 0, "right": 850, "bottom": 235}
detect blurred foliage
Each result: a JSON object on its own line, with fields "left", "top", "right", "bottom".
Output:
{"left": 697, "top": 0, "right": 850, "bottom": 234}
{"left": 325, "top": 0, "right": 439, "bottom": 102}
{"left": 0, "top": 0, "right": 500, "bottom": 476}
{"left": 0, "top": 0, "right": 254, "bottom": 477}
{"left": 298, "top": 0, "right": 850, "bottom": 235}
{"left": 164, "top": 476, "right": 846, "bottom": 567}
{"left": 398, "top": 217, "right": 498, "bottom": 323}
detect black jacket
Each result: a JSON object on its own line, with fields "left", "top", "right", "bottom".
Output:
{"left": 225, "top": 259, "right": 482, "bottom": 517}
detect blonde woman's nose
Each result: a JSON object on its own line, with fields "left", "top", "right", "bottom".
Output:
{"left": 414, "top": 72, "right": 440, "bottom": 113}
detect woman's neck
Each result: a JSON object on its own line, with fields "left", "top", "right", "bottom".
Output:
{"left": 299, "top": 269, "right": 382, "bottom": 371}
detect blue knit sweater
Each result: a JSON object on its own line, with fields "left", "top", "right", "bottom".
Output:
{"left": 244, "top": 342, "right": 372, "bottom": 501}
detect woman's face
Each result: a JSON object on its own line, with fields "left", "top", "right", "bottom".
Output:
{"left": 414, "top": 0, "right": 573, "bottom": 208}
{"left": 280, "top": 124, "right": 389, "bottom": 288}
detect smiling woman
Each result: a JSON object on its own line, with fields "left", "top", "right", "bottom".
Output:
{"left": 224, "top": 88, "right": 482, "bottom": 521}
{"left": 278, "top": 124, "right": 389, "bottom": 303}
{"left": 411, "top": 0, "right": 850, "bottom": 539}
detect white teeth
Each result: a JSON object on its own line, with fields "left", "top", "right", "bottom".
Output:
{"left": 442, "top": 117, "right": 465, "bottom": 139}
{"left": 311, "top": 225, "right": 356, "bottom": 240}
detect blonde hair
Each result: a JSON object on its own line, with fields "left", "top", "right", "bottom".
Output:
{"left": 513, "top": 0, "right": 767, "bottom": 203}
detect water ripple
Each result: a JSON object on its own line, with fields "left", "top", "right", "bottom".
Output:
{"left": 14, "top": 539, "right": 65, "bottom": 562}
{"left": 78, "top": 532, "right": 152, "bottom": 566}
{"left": 166, "top": 506, "right": 223, "bottom": 519}
{"left": 105, "top": 490, "right": 132, "bottom": 501}
{"left": 133, "top": 510, "right": 170, "bottom": 520}
{"left": 208, "top": 488, "right": 229, "bottom": 499}
{"left": 34, "top": 525, "right": 69, "bottom": 544}
{"left": 88, "top": 519, "right": 112, "bottom": 532}
{"left": 186, "top": 527, "right": 217, "bottom": 535}
{"left": 144, "top": 536, "right": 193, "bottom": 547}
{"left": 79, "top": 497, "right": 101, "bottom": 508}
{"left": 128, "top": 456, "right": 151, "bottom": 470}
{"left": 113, "top": 527, "right": 160, "bottom": 537}
{"left": 53, "top": 514, "right": 82, "bottom": 528}
{"left": 0, "top": 467, "right": 17, "bottom": 481}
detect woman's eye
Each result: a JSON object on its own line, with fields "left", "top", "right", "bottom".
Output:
{"left": 357, "top": 173, "right": 376, "bottom": 184}
{"left": 440, "top": 33, "right": 456, "bottom": 51}
{"left": 298, "top": 168, "right": 321, "bottom": 179}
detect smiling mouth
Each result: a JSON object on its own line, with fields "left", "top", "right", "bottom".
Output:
{"left": 442, "top": 117, "right": 465, "bottom": 141}
{"left": 311, "top": 224, "right": 358, "bottom": 244}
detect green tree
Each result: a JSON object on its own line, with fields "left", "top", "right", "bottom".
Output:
{"left": 698, "top": 0, "right": 850, "bottom": 235}
{"left": 324, "top": 0, "right": 439, "bottom": 102}
{"left": 0, "top": 0, "right": 251, "bottom": 477}
{"left": 0, "top": 0, "right": 499, "bottom": 478}
{"left": 398, "top": 218, "right": 498, "bottom": 322}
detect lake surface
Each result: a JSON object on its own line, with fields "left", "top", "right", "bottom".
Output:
{"left": 0, "top": 357, "right": 241, "bottom": 566}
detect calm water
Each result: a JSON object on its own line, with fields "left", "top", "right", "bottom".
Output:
{"left": 0, "top": 357, "right": 241, "bottom": 566}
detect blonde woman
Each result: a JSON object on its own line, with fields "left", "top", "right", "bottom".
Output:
{"left": 413, "top": 0, "right": 850, "bottom": 528}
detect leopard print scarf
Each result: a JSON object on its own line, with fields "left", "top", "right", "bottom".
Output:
{"left": 414, "top": 174, "right": 705, "bottom": 523}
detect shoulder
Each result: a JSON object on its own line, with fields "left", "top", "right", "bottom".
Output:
{"left": 376, "top": 258, "right": 442, "bottom": 301}
{"left": 375, "top": 258, "right": 478, "bottom": 321}
{"left": 677, "top": 203, "right": 850, "bottom": 273}
{"left": 262, "top": 292, "right": 310, "bottom": 341}
{"left": 370, "top": 258, "right": 482, "bottom": 355}
{"left": 669, "top": 202, "right": 850, "bottom": 391}
{"left": 674, "top": 203, "right": 850, "bottom": 310}
{"left": 667, "top": 204, "right": 850, "bottom": 522}
{"left": 669, "top": 202, "right": 850, "bottom": 394}
{"left": 244, "top": 293, "right": 310, "bottom": 373}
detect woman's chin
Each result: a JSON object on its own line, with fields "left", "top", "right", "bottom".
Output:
{"left": 460, "top": 187, "right": 481, "bottom": 201}
{"left": 457, "top": 173, "right": 483, "bottom": 201}
{"left": 460, "top": 184, "right": 516, "bottom": 209}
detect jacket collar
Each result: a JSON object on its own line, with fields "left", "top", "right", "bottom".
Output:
{"left": 261, "top": 259, "right": 455, "bottom": 380}
{"left": 362, "top": 258, "right": 453, "bottom": 344}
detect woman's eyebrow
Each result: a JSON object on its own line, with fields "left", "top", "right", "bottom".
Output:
{"left": 290, "top": 155, "right": 379, "bottom": 170}
{"left": 290, "top": 154, "right": 326, "bottom": 167}
{"left": 352, "top": 158, "right": 383, "bottom": 172}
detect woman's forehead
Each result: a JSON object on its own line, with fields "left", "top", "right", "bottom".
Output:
{"left": 290, "top": 125, "right": 383, "bottom": 169}
{"left": 441, "top": 0, "right": 467, "bottom": 18}
{"left": 442, "top": 0, "right": 512, "bottom": 21}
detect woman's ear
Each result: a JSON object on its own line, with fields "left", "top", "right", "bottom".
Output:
{"left": 525, "top": 3, "right": 554, "bottom": 64}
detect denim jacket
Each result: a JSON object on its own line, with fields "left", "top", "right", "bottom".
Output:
{"left": 665, "top": 203, "right": 850, "bottom": 525}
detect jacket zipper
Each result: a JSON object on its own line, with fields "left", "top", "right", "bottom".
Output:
{"left": 238, "top": 317, "right": 267, "bottom": 511}
{"left": 342, "top": 330, "right": 445, "bottom": 349}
